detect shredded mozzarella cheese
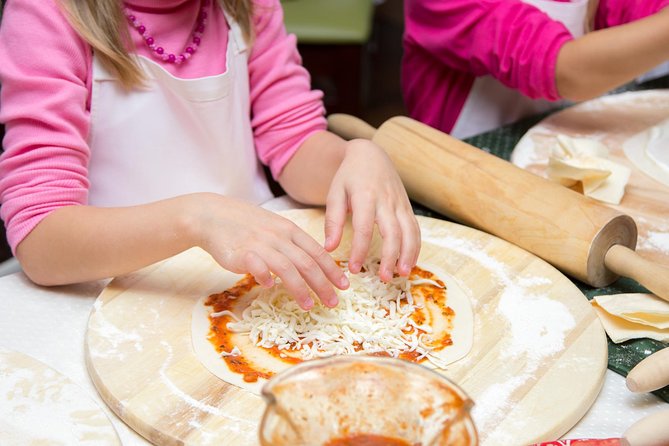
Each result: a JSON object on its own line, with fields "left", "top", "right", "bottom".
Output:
{"left": 225, "top": 258, "right": 450, "bottom": 369}
{"left": 220, "top": 346, "right": 242, "bottom": 357}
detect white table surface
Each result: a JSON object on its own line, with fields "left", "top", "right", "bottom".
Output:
{"left": 0, "top": 270, "right": 666, "bottom": 445}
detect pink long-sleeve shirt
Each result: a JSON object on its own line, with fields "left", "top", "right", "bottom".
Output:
{"left": 402, "top": 0, "right": 669, "bottom": 136}
{"left": 0, "top": 0, "right": 326, "bottom": 253}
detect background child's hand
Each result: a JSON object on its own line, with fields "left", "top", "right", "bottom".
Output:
{"left": 193, "top": 194, "right": 349, "bottom": 311}
{"left": 323, "top": 139, "right": 421, "bottom": 282}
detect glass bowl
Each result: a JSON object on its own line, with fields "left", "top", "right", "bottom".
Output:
{"left": 259, "top": 355, "right": 478, "bottom": 446}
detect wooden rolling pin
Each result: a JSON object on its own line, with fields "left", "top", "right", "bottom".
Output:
{"left": 328, "top": 114, "right": 669, "bottom": 301}
{"left": 626, "top": 347, "right": 669, "bottom": 393}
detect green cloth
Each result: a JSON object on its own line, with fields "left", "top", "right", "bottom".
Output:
{"left": 280, "top": 0, "right": 374, "bottom": 44}
{"left": 412, "top": 76, "right": 669, "bottom": 403}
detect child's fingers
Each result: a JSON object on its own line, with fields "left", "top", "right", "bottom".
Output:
{"left": 261, "top": 249, "right": 314, "bottom": 310}
{"left": 292, "top": 230, "right": 349, "bottom": 291}
{"left": 243, "top": 251, "right": 274, "bottom": 287}
{"left": 397, "top": 210, "right": 421, "bottom": 276}
{"left": 277, "top": 242, "right": 339, "bottom": 308}
{"left": 348, "top": 195, "right": 376, "bottom": 274}
{"left": 376, "top": 209, "right": 401, "bottom": 282}
{"left": 324, "top": 187, "right": 347, "bottom": 252}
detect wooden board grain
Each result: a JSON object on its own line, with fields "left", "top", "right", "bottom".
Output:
{"left": 511, "top": 90, "right": 669, "bottom": 268}
{"left": 85, "top": 209, "right": 607, "bottom": 446}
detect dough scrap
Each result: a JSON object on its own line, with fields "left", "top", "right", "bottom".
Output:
{"left": 547, "top": 134, "right": 631, "bottom": 204}
{"left": 591, "top": 293, "right": 669, "bottom": 343}
{"left": 593, "top": 293, "right": 669, "bottom": 329}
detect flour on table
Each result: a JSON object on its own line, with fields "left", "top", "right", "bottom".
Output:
{"left": 0, "top": 347, "right": 119, "bottom": 446}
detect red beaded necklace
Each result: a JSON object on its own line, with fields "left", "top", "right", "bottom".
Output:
{"left": 123, "top": 0, "right": 210, "bottom": 64}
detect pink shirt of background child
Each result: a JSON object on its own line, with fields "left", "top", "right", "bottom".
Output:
{"left": 402, "top": 0, "right": 669, "bottom": 137}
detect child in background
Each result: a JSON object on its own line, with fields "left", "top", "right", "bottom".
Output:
{"left": 403, "top": 0, "right": 669, "bottom": 139}
{"left": 0, "top": 0, "right": 421, "bottom": 310}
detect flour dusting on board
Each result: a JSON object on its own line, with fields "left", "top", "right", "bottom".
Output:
{"left": 87, "top": 301, "right": 148, "bottom": 360}
{"left": 157, "top": 341, "right": 256, "bottom": 442}
{"left": 88, "top": 313, "right": 142, "bottom": 359}
{"left": 499, "top": 276, "right": 575, "bottom": 361}
{"left": 422, "top": 229, "right": 576, "bottom": 433}
{"left": 472, "top": 373, "right": 532, "bottom": 444}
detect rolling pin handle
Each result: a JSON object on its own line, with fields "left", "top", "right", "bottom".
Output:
{"left": 626, "top": 346, "right": 669, "bottom": 393}
{"left": 327, "top": 114, "right": 377, "bottom": 141}
{"left": 622, "top": 408, "right": 669, "bottom": 446}
{"left": 604, "top": 244, "right": 669, "bottom": 303}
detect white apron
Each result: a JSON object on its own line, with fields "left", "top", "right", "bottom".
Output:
{"left": 87, "top": 11, "right": 273, "bottom": 207}
{"left": 450, "top": 0, "right": 590, "bottom": 139}
{"left": 450, "top": 0, "right": 669, "bottom": 139}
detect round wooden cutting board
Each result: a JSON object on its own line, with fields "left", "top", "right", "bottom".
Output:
{"left": 0, "top": 348, "right": 120, "bottom": 446}
{"left": 85, "top": 209, "right": 607, "bottom": 446}
{"left": 511, "top": 90, "right": 669, "bottom": 268}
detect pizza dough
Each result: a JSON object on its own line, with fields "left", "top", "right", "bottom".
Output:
{"left": 547, "top": 134, "right": 631, "bottom": 204}
{"left": 191, "top": 214, "right": 475, "bottom": 395}
{"left": 192, "top": 263, "right": 474, "bottom": 395}
{"left": 591, "top": 293, "right": 669, "bottom": 343}
{"left": 623, "top": 117, "right": 669, "bottom": 188}
{"left": 0, "top": 348, "right": 120, "bottom": 446}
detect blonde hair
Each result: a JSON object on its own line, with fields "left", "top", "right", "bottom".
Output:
{"left": 58, "top": 0, "right": 254, "bottom": 89}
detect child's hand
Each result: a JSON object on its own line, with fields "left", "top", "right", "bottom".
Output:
{"left": 193, "top": 194, "right": 349, "bottom": 311}
{"left": 324, "top": 139, "right": 421, "bottom": 282}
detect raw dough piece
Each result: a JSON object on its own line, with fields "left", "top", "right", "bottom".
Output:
{"left": 623, "top": 118, "right": 669, "bottom": 187}
{"left": 0, "top": 348, "right": 120, "bottom": 446}
{"left": 592, "top": 293, "right": 669, "bottom": 329}
{"left": 591, "top": 304, "right": 669, "bottom": 343}
{"left": 548, "top": 134, "right": 631, "bottom": 204}
{"left": 591, "top": 293, "right": 669, "bottom": 343}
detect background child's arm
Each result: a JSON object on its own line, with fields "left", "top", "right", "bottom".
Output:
{"left": 406, "top": 0, "right": 669, "bottom": 103}
{"left": 557, "top": 6, "right": 669, "bottom": 101}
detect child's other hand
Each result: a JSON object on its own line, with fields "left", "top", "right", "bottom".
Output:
{"left": 324, "top": 139, "right": 421, "bottom": 282}
{"left": 192, "top": 194, "right": 349, "bottom": 310}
